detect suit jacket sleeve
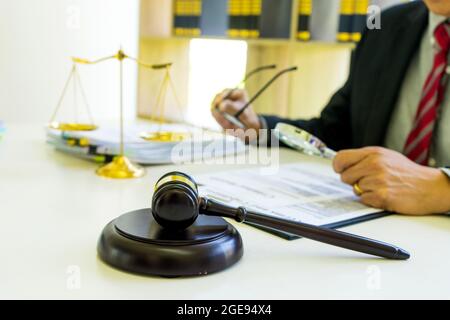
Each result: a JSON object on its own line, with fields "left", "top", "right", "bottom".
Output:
{"left": 261, "top": 31, "right": 368, "bottom": 151}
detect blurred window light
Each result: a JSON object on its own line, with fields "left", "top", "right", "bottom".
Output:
{"left": 186, "top": 39, "right": 248, "bottom": 129}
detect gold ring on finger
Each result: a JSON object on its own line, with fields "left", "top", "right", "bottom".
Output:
{"left": 353, "top": 183, "right": 364, "bottom": 196}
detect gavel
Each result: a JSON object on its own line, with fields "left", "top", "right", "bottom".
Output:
{"left": 152, "top": 172, "right": 410, "bottom": 260}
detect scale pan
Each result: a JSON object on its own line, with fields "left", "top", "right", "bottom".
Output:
{"left": 48, "top": 122, "right": 98, "bottom": 132}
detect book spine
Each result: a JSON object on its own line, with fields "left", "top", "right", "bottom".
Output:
{"left": 351, "top": 0, "right": 369, "bottom": 42}
{"left": 173, "top": 0, "right": 184, "bottom": 36}
{"left": 249, "top": 0, "right": 261, "bottom": 39}
{"left": 337, "top": 0, "right": 355, "bottom": 42}
{"left": 297, "top": 0, "right": 312, "bottom": 41}
{"left": 192, "top": 0, "right": 202, "bottom": 36}
{"left": 241, "top": 0, "right": 251, "bottom": 38}
{"left": 228, "top": 0, "right": 241, "bottom": 38}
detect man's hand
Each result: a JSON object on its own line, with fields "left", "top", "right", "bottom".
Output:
{"left": 211, "top": 89, "right": 261, "bottom": 132}
{"left": 333, "top": 147, "right": 450, "bottom": 215}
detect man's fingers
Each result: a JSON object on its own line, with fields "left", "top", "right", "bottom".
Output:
{"left": 227, "top": 88, "right": 246, "bottom": 101}
{"left": 357, "top": 175, "right": 384, "bottom": 193}
{"left": 360, "top": 191, "right": 388, "bottom": 210}
{"left": 333, "top": 147, "right": 384, "bottom": 173}
{"left": 212, "top": 97, "right": 247, "bottom": 130}
{"left": 211, "top": 89, "right": 234, "bottom": 109}
{"left": 211, "top": 94, "right": 222, "bottom": 110}
{"left": 212, "top": 89, "right": 245, "bottom": 108}
{"left": 339, "top": 154, "right": 381, "bottom": 185}
{"left": 212, "top": 89, "right": 231, "bottom": 109}
{"left": 218, "top": 100, "right": 241, "bottom": 115}
{"left": 211, "top": 109, "right": 238, "bottom": 130}
{"left": 357, "top": 175, "right": 389, "bottom": 210}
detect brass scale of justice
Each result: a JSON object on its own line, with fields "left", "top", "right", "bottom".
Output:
{"left": 48, "top": 48, "right": 192, "bottom": 179}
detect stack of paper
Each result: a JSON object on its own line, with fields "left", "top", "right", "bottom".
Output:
{"left": 197, "top": 162, "right": 385, "bottom": 238}
{"left": 46, "top": 123, "right": 247, "bottom": 165}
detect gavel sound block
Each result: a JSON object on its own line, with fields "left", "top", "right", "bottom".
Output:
{"left": 98, "top": 208, "right": 243, "bottom": 277}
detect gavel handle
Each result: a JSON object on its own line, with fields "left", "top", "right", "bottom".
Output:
{"left": 199, "top": 197, "right": 410, "bottom": 260}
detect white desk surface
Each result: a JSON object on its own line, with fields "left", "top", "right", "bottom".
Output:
{"left": 0, "top": 123, "right": 449, "bottom": 300}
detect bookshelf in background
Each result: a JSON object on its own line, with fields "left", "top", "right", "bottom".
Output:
{"left": 139, "top": 0, "right": 357, "bottom": 124}
{"left": 170, "top": 0, "right": 407, "bottom": 43}
{"left": 138, "top": 0, "right": 405, "bottom": 124}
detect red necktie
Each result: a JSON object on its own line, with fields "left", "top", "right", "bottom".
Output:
{"left": 404, "top": 22, "right": 450, "bottom": 165}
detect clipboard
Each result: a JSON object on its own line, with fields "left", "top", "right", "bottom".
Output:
{"left": 198, "top": 162, "right": 390, "bottom": 241}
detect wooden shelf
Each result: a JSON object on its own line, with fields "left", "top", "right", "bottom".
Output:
{"left": 140, "top": 34, "right": 356, "bottom": 49}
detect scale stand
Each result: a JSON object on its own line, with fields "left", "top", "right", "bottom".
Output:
{"left": 94, "top": 49, "right": 145, "bottom": 179}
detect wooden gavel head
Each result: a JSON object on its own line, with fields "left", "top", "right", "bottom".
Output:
{"left": 152, "top": 172, "right": 200, "bottom": 230}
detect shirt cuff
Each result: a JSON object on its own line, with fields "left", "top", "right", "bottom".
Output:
{"left": 253, "top": 115, "right": 269, "bottom": 147}
{"left": 259, "top": 115, "right": 268, "bottom": 130}
{"left": 256, "top": 115, "right": 279, "bottom": 147}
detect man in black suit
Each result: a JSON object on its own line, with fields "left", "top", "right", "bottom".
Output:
{"left": 212, "top": 0, "right": 450, "bottom": 216}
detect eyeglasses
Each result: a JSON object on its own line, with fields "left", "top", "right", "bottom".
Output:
{"left": 215, "top": 65, "right": 298, "bottom": 129}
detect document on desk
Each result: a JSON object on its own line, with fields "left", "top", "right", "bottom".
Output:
{"left": 197, "top": 163, "right": 385, "bottom": 229}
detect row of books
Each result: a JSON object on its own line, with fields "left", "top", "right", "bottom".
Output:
{"left": 173, "top": 0, "right": 405, "bottom": 41}
{"left": 338, "top": 0, "right": 369, "bottom": 42}
{"left": 173, "top": 0, "right": 293, "bottom": 39}
{"left": 298, "top": 0, "right": 406, "bottom": 42}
